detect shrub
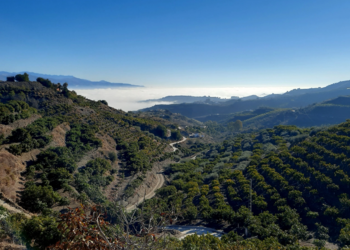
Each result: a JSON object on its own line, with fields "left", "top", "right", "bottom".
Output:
{"left": 108, "top": 152, "right": 117, "bottom": 162}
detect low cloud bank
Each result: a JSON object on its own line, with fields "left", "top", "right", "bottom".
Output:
{"left": 72, "top": 86, "right": 299, "bottom": 112}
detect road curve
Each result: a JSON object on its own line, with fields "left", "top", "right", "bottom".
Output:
{"left": 125, "top": 137, "right": 186, "bottom": 212}
{"left": 169, "top": 137, "right": 187, "bottom": 152}
{"left": 125, "top": 172, "right": 165, "bottom": 212}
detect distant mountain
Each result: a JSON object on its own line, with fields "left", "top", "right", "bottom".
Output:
{"left": 141, "top": 80, "right": 350, "bottom": 119}
{"left": 140, "top": 95, "right": 239, "bottom": 104}
{"left": 240, "top": 95, "right": 259, "bottom": 101}
{"left": 240, "top": 95, "right": 350, "bottom": 130}
{"left": 0, "top": 71, "right": 142, "bottom": 88}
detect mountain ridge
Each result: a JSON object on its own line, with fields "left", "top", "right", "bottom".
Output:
{"left": 0, "top": 71, "right": 143, "bottom": 89}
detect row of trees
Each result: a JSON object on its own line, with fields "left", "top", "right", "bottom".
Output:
{"left": 154, "top": 123, "right": 350, "bottom": 247}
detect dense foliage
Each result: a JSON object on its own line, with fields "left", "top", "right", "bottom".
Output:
{"left": 151, "top": 123, "right": 350, "bottom": 248}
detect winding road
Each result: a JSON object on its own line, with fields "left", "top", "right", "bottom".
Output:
{"left": 125, "top": 172, "right": 165, "bottom": 212}
{"left": 125, "top": 137, "right": 224, "bottom": 239}
{"left": 125, "top": 137, "right": 187, "bottom": 212}
{"left": 169, "top": 137, "right": 187, "bottom": 152}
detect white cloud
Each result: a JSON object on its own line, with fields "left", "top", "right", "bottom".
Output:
{"left": 72, "top": 86, "right": 303, "bottom": 112}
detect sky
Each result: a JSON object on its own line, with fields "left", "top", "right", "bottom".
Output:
{"left": 1, "top": 0, "right": 350, "bottom": 88}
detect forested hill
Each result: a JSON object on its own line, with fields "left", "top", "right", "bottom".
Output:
{"left": 152, "top": 123, "right": 350, "bottom": 248}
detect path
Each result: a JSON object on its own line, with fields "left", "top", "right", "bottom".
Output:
{"left": 164, "top": 225, "right": 225, "bottom": 239}
{"left": 125, "top": 172, "right": 165, "bottom": 212}
{"left": 169, "top": 137, "right": 187, "bottom": 152}
{"left": 125, "top": 137, "right": 186, "bottom": 212}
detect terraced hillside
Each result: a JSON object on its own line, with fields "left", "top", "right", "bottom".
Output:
{"left": 0, "top": 79, "right": 182, "bottom": 215}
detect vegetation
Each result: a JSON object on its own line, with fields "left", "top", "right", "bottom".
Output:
{"left": 3, "top": 74, "right": 350, "bottom": 249}
{"left": 15, "top": 73, "right": 29, "bottom": 82}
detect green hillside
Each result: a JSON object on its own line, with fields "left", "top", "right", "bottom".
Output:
{"left": 3, "top": 77, "right": 350, "bottom": 249}
{"left": 151, "top": 123, "right": 350, "bottom": 248}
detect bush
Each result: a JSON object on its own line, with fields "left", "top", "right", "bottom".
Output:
{"left": 108, "top": 152, "right": 117, "bottom": 162}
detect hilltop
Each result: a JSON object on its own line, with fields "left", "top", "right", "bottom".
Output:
{"left": 0, "top": 71, "right": 142, "bottom": 89}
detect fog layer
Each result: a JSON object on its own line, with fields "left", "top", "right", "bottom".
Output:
{"left": 72, "top": 86, "right": 299, "bottom": 112}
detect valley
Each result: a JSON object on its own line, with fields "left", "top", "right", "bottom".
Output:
{"left": 1, "top": 76, "right": 350, "bottom": 249}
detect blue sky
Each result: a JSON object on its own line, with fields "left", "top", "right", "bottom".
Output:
{"left": 1, "top": 0, "right": 350, "bottom": 87}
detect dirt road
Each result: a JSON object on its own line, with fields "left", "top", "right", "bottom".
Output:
{"left": 125, "top": 137, "right": 186, "bottom": 212}
{"left": 169, "top": 137, "right": 187, "bottom": 152}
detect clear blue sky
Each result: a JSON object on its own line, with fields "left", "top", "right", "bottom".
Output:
{"left": 1, "top": 0, "right": 350, "bottom": 87}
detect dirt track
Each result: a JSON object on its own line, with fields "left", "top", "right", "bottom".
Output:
{"left": 125, "top": 171, "right": 165, "bottom": 212}
{"left": 126, "top": 137, "right": 186, "bottom": 212}
{"left": 169, "top": 137, "right": 187, "bottom": 152}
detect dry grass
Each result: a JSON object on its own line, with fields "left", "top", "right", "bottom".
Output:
{"left": 0, "top": 151, "right": 25, "bottom": 202}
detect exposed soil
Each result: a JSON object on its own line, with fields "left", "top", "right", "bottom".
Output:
{"left": 0, "top": 242, "right": 26, "bottom": 250}
{"left": 0, "top": 193, "right": 32, "bottom": 218}
{"left": 299, "top": 238, "right": 339, "bottom": 250}
{"left": 0, "top": 114, "right": 41, "bottom": 139}
{"left": 0, "top": 151, "right": 26, "bottom": 202}
{"left": 50, "top": 122, "right": 70, "bottom": 147}
{"left": 8, "top": 114, "right": 42, "bottom": 130}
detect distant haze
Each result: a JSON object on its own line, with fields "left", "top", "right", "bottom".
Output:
{"left": 73, "top": 86, "right": 305, "bottom": 112}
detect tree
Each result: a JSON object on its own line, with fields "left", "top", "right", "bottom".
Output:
{"left": 154, "top": 125, "right": 167, "bottom": 138}
{"left": 37, "top": 77, "right": 53, "bottom": 88}
{"left": 21, "top": 215, "right": 60, "bottom": 250}
{"left": 171, "top": 130, "right": 182, "bottom": 140}
{"left": 62, "top": 82, "right": 69, "bottom": 97}
{"left": 99, "top": 100, "right": 108, "bottom": 105}
{"left": 15, "top": 73, "right": 29, "bottom": 82}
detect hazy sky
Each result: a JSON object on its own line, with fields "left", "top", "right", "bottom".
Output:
{"left": 1, "top": 0, "right": 350, "bottom": 88}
